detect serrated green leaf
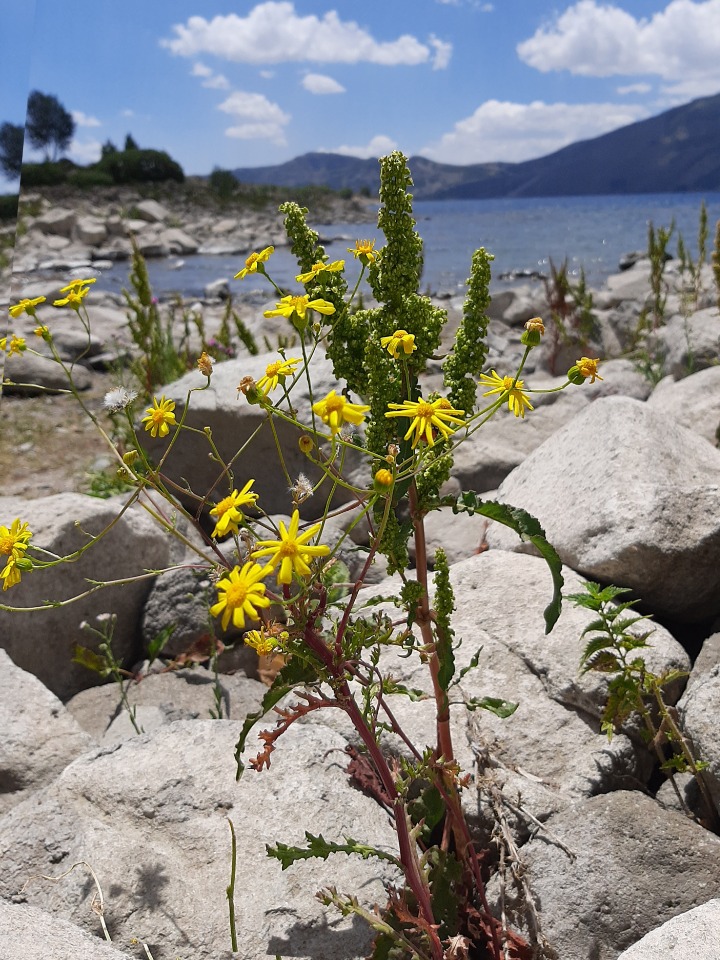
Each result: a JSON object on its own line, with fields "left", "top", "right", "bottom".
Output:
{"left": 582, "top": 650, "right": 621, "bottom": 674}
{"left": 581, "top": 634, "right": 614, "bottom": 663}
{"left": 464, "top": 696, "right": 518, "bottom": 718}
{"left": 267, "top": 831, "right": 401, "bottom": 870}
{"left": 441, "top": 493, "right": 563, "bottom": 632}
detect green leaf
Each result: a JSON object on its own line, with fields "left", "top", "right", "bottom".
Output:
{"left": 441, "top": 493, "right": 563, "bottom": 632}
{"left": 146, "top": 623, "right": 175, "bottom": 664}
{"left": 234, "top": 656, "right": 318, "bottom": 779}
{"left": 267, "top": 831, "right": 401, "bottom": 870}
{"left": 464, "top": 696, "right": 518, "bottom": 718}
{"left": 450, "top": 645, "right": 483, "bottom": 689}
{"left": 72, "top": 644, "right": 110, "bottom": 677}
{"left": 381, "top": 678, "right": 429, "bottom": 701}
{"left": 408, "top": 783, "right": 445, "bottom": 836}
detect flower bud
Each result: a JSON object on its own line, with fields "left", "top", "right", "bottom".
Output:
{"left": 298, "top": 435, "right": 314, "bottom": 455}
{"left": 520, "top": 317, "right": 545, "bottom": 347}
{"left": 374, "top": 468, "right": 394, "bottom": 491}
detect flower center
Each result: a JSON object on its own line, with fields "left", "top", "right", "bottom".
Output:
{"left": 266, "top": 361, "right": 282, "bottom": 377}
{"left": 215, "top": 495, "right": 235, "bottom": 517}
{"left": 225, "top": 582, "right": 248, "bottom": 608}
{"left": 0, "top": 536, "right": 14, "bottom": 555}
{"left": 278, "top": 541, "right": 299, "bottom": 558}
{"left": 246, "top": 252, "right": 259, "bottom": 268}
{"left": 417, "top": 402, "right": 435, "bottom": 420}
{"left": 325, "top": 394, "right": 345, "bottom": 414}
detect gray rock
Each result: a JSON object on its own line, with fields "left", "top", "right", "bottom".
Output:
{"left": 652, "top": 308, "right": 720, "bottom": 379}
{"left": 0, "top": 493, "right": 176, "bottom": 699}
{"left": 2, "top": 350, "right": 91, "bottom": 394}
{"left": 33, "top": 208, "right": 77, "bottom": 238}
{"left": 133, "top": 199, "right": 170, "bottom": 223}
{"left": 75, "top": 217, "right": 107, "bottom": 246}
{"left": 495, "top": 791, "right": 720, "bottom": 960}
{"left": 486, "top": 396, "right": 720, "bottom": 622}
{"left": 678, "top": 667, "right": 720, "bottom": 807}
{"left": 140, "top": 566, "right": 217, "bottom": 657}
{"left": 0, "top": 899, "right": 133, "bottom": 960}
{"left": 66, "top": 670, "right": 265, "bottom": 744}
{"left": 204, "top": 278, "right": 231, "bottom": 300}
{"left": 0, "top": 720, "right": 398, "bottom": 960}
{"left": 0, "top": 650, "right": 93, "bottom": 815}
{"left": 647, "top": 366, "right": 720, "bottom": 445}
{"left": 616, "top": 899, "right": 720, "bottom": 959}
{"left": 158, "top": 228, "right": 199, "bottom": 255}
{"left": 596, "top": 262, "right": 651, "bottom": 308}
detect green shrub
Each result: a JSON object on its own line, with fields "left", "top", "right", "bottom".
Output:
{"left": 20, "top": 160, "right": 74, "bottom": 187}
{"left": 0, "top": 194, "right": 18, "bottom": 220}
{"left": 95, "top": 148, "right": 184, "bottom": 184}
{"left": 67, "top": 168, "right": 115, "bottom": 189}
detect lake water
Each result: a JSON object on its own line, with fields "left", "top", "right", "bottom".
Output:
{"left": 136, "top": 192, "right": 720, "bottom": 301}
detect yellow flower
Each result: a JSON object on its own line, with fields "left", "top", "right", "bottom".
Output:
{"left": 197, "top": 352, "right": 214, "bottom": 377}
{"left": 0, "top": 518, "right": 32, "bottom": 560}
{"left": 312, "top": 389, "right": 370, "bottom": 436}
{"left": 479, "top": 370, "right": 534, "bottom": 419}
{"left": 296, "top": 260, "right": 345, "bottom": 283}
{"left": 348, "top": 239, "right": 378, "bottom": 265}
{"left": 209, "top": 562, "right": 271, "bottom": 631}
{"left": 0, "top": 556, "right": 22, "bottom": 591}
{"left": 0, "top": 335, "right": 26, "bottom": 357}
{"left": 380, "top": 329, "right": 417, "bottom": 360}
{"left": 244, "top": 627, "right": 279, "bottom": 657}
{"left": 252, "top": 509, "right": 331, "bottom": 585}
{"left": 263, "top": 295, "right": 336, "bottom": 324}
{"left": 374, "top": 468, "right": 394, "bottom": 490}
{"left": 385, "top": 396, "right": 465, "bottom": 448}
{"left": 234, "top": 246, "right": 274, "bottom": 280}
{"left": 53, "top": 288, "right": 90, "bottom": 310}
{"left": 573, "top": 356, "right": 603, "bottom": 384}
{"left": 9, "top": 296, "right": 46, "bottom": 319}
{"left": 34, "top": 325, "right": 50, "bottom": 340}
{"left": 256, "top": 356, "right": 302, "bottom": 395}
{"left": 209, "top": 480, "right": 258, "bottom": 539}
{"left": 141, "top": 395, "right": 177, "bottom": 438}
{"left": 59, "top": 277, "right": 96, "bottom": 294}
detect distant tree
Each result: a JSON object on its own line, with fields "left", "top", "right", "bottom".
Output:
{"left": 101, "top": 139, "right": 118, "bottom": 158}
{"left": 124, "top": 133, "right": 139, "bottom": 151}
{"left": 209, "top": 167, "right": 237, "bottom": 200}
{"left": 0, "top": 122, "right": 24, "bottom": 179}
{"left": 96, "top": 148, "right": 184, "bottom": 184}
{"left": 26, "top": 91, "right": 75, "bottom": 161}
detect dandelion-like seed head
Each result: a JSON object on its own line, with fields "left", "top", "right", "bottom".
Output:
{"left": 104, "top": 387, "right": 138, "bottom": 412}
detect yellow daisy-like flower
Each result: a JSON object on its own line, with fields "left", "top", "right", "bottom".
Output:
{"left": 53, "top": 288, "right": 90, "bottom": 310}
{"left": 9, "top": 296, "right": 46, "bottom": 319}
{"left": 141, "top": 395, "right": 177, "bottom": 438}
{"left": 234, "top": 246, "right": 274, "bottom": 280}
{"left": 0, "top": 518, "right": 32, "bottom": 560}
{"left": 380, "top": 329, "right": 417, "bottom": 360}
{"left": 252, "top": 509, "right": 331, "bottom": 585}
{"left": 263, "top": 295, "right": 336, "bottom": 323}
{"left": 0, "top": 556, "right": 23, "bottom": 591}
{"left": 34, "top": 325, "right": 50, "bottom": 340}
{"left": 209, "top": 562, "right": 271, "bottom": 631}
{"left": 256, "top": 356, "right": 302, "bottom": 395}
{"left": 385, "top": 396, "right": 465, "bottom": 448}
{"left": 209, "top": 480, "right": 258, "bottom": 539}
{"left": 59, "top": 277, "right": 96, "bottom": 294}
{"left": 574, "top": 356, "right": 603, "bottom": 384}
{"left": 312, "top": 389, "right": 370, "bottom": 436}
{"left": 244, "top": 627, "right": 279, "bottom": 657}
{"left": 348, "top": 239, "right": 378, "bottom": 265}
{"left": 296, "top": 260, "right": 344, "bottom": 283}
{"left": 479, "top": 370, "right": 534, "bottom": 419}
{"left": 0, "top": 335, "right": 26, "bottom": 357}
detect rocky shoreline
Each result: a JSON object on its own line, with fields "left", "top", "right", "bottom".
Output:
{"left": 2, "top": 188, "right": 720, "bottom": 959}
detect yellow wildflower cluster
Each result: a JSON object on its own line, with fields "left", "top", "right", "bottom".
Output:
{"left": 53, "top": 277, "right": 96, "bottom": 310}
{"left": 0, "top": 519, "right": 33, "bottom": 591}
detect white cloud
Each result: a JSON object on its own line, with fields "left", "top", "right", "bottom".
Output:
{"left": 203, "top": 74, "right": 230, "bottom": 89}
{"left": 420, "top": 99, "right": 649, "bottom": 164}
{"left": 260, "top": 70, "right": 275, "bottom": 79}
{"left": 429, "top": 35, "right": 453, "bottom": 70}
{"left": 328, "top": 134, "right": 399, "bottom": 159}
{"left": 616, "top": 82, "right": 652, "bottom": 95}
{"left": 191, "top": 62, "right": 213, "bottom": 77}
{"left": 162, "top": 3, "right": 433, "bottom": 66}
{"left": 302, "top": 73, "right": 345, "bottom": 94}
{"left": 218, "top": 90, "right": 290, "bottom": 144}
{"left": 68, "top": 139, "right": 102, "bottom": 164}
{"left": 72, "top": 111, "right": 101, "bottom": 128}
{"left": 517, "top": 0, "right": 720, "bottom": 96}
{"left": 121, "top": 109, "right": 135, "bottom": 118}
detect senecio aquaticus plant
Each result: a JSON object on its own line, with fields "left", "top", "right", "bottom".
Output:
{"left": 2, "top": 154, "right": 605, "bottom": 960}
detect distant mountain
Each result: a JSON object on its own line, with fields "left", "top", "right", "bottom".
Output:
{"left": 231, "top": 92, "right": 720, "bottom": 199}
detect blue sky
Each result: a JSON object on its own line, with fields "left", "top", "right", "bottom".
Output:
{"left": 3, "top": 0, "right": 720, "bottom": 193}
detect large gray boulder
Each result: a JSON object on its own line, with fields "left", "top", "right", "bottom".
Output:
{"left": 485, "top": 396, "right": 720, "bottom": 622}
{"left": 652, "top": 308, "right": 720, "bottom": 379}
{"left": 0, "top": 493, "right": 177, "bottom": 699}
{"left": 616, "top": 899, "right": 720, "bottom": 959}
{"left": 0, "top": 650, "right": 93, "bottom": 815}
{"left": 678, "top": 665, "right": 720, "bottom": 807}
{"left": 0, "top": 899, "right": 133, "bottom": 960}
{"left": 647, "top": 366, "right": 720, "bottom": 445}
{"left": 0, "top": 720, "right": 398, "bottom": 960}
{"left": 495, "top": 791, "right": 720, "bottom": 960}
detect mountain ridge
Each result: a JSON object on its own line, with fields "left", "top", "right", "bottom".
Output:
{"left": 231, "top": 92, "right": 720, "bottom": 200}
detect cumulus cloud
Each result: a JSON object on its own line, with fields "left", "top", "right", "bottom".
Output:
{"left": 517, "top": 0, "right": 720, "bottom": 96}
{"left": 420, "top": 99, "right": 649, "bottom": 164}
{"left": 191, "top": 62, "right": 213, "bottom": 77}
{"left": 429, "top": 35, "right": 453, "bottom": 69}
{"left": 68, "top": 139, "right": 102, "bottom": 164}
{"left": 327, "top": 134, "right": 399, "bottom": 159}
{"left": 72, "top": 111, "right": 101, "bottom": 128}
{"left": 218, "top": 90, "right": 290, "bottom": 144}
{"left": 616, "top": 82, "right": 652, "bottom": 95}
{"left": 161, "top": 3, "right": 438, "bottom": 67}
{"left": 192, "top": 61, "right": 230, "bottom": 89}
{"left": 302, "top": 73, "right": 345, "bottom": 94}
{"left": 121, "top": 109, "right": 135, "bottom": 118}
